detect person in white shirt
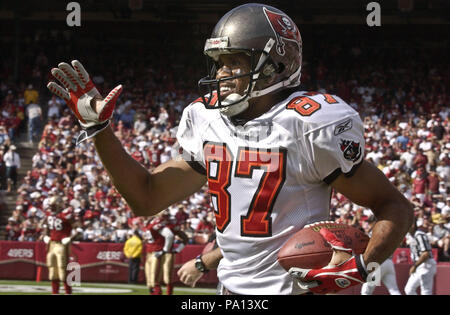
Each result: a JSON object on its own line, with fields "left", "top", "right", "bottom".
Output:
{"left": 442, "top": 198, "right": 450, "bottom": 218}
{"left": 133, "top": 114, "right": 148, "bottom": 134}
{"left": 47, "top": 96, "right": 61, "bottom": 120}
{"left": 4, "top": 145, "right": 20, "bottom": 192}
{"left": 404, "top": 222, "right": 437, "bottom": 295}
{"left": 366, "top": 149, "right": 384, "bottom": 167}
{"left": 400, "top": 150, "right": 416, "bottom": 172}
{"left": 26, "top": 102, "right": 43, "bottom": 143}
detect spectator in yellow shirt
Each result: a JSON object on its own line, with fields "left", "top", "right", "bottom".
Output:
{"left": 123, "top": 230, "right": 143, "bottom": 284}
{"left": 24, "top": 84, "right": 39, "bottom": 105}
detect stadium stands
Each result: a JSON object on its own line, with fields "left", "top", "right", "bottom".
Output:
{"left": 0, "top": 10, "right": 448, "bottom": 262}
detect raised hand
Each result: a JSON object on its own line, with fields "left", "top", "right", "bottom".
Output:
{"left": 47, "top": 60, "right": 122, "bottom": 144}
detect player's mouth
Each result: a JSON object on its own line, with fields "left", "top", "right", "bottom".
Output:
{"left": 219, "top": 84, "right": 236, "bottom": 100}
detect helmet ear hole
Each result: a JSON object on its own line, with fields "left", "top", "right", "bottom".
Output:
{"left": 262, "top": 63, "right": 276, "bottom": 77}
{"left": 262, "top": 60, "right": 284, "bottom": 77}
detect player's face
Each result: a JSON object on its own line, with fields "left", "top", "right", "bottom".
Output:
{"left": 216, "top": 53, "right": 251, "bottom": 101}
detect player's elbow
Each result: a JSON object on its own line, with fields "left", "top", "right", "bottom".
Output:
{"left": 395, "top": 195, "right": 415, "bottom": 229}
{"left": 129, "top": 198, "right": 159, "bottom": 217}
{"left": 376, "top": 193, "right": 414, "bottom": 232}
{"left": 129, "top": 205, "right": 149, "bottom": 217}
{"left": 125, "top": 174, "right": 161, "bottom": 217}
{"left": 404, "top": 200, "right": 415, "bottom": 230}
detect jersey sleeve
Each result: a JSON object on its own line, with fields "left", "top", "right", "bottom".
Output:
{"left": 304, "top": 114, "right": 365, "bottom": 184}
{"left": 176, "top": 103, "right": 206, "bottom": 169}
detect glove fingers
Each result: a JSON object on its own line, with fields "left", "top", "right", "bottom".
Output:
{"left": 289, "top": 267, "right": 320, "bottom": 289}
{"left": 319, "top": 228, "right": 352, "bottom": 252}
{"left": 48, "top": 81, "right": 82, "bottom": 121}
{"left": 191, "top": 278, "right": 199, "bottom": 288}
{"left": 47, "top": 81, "right": 70, "bottom": 102}
{"left": 50, "top": 68, "right": 76, "bottom": 92}
{"left": 98, "top": 84, "right": 123, "bottom": 121}
{"left": 71, "top": 60, "right": 90, "bottom": 86}
{"left": 58, "top": 62, "right": 83, "bottom": 90}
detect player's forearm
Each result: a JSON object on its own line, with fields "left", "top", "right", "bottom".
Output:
{"left": 176, "top": 230, "right": 189, "bottom": 245}
{"left": 93, "top": 126, "right": 154, "bottom": 216}
{"left": 202, "top": 247, "right": 223, "bottom": 270}
{"left": 363, "top": 197, "right": 413, "bottom": 265}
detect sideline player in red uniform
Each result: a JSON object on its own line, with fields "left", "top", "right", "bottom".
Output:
{"left": 143, "top": 213, "right": 174, "bottom": 295}
{"left": 143, "top": 212, "right": 188, "bottom": 295}
{"left": 42, "top": 196, "right": 78, "bottom": 295}
{"left": 163, "top": 215, "right": 189, "bottom": 295}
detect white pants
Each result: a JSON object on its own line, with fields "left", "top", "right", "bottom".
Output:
{"left": 361, "top": 259, "right": 401, "bottom": 295}
{"left": 404, "top": 259, "right": 437, "bottom": 295}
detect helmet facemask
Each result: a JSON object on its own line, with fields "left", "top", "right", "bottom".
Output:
{"left": 198, "top": 38, "right": 278, "bottom": 117}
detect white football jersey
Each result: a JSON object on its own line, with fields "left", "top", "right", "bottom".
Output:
{"left": 176, "top": 91, "right": 365, "bottom": 295}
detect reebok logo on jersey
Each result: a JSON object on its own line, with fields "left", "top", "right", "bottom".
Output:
{"left": 334, "top": 119, "right": 352, "bottom": 136}
{"left": 339, "top": 139, "right": 361, "bottom": 162}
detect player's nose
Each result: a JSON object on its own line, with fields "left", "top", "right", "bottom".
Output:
{"left": 216, "top": 66, "right": 233, "bottom": 80}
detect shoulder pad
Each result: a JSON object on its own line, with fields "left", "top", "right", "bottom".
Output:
{"left": 284, "top": 91, "right": 358, "bottom": 125}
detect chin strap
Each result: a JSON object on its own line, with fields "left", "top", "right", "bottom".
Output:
{"left": 219, "top": 93, "right": 249, "bottom": 117}
{"left": 250, "top": 64, "right": 301, "bottom": 98}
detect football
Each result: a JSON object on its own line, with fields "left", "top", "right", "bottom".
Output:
{"left": 277, "top": 221, "right": 370, "bottom": 270}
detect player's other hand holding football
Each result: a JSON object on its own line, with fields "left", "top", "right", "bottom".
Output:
{"left": 47, "top": 60, "right": 122, "bottom": 144}
{"left": 289, "top": 228, "right": 368, "bottom": 294}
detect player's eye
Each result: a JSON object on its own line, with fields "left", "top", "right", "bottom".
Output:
{"left": 228, "top": 57, "right": 241, "bottom": 67}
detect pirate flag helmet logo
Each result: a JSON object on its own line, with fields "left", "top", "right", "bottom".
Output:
{"left": 263, "top": 7, "right": 302, "bottom": 56}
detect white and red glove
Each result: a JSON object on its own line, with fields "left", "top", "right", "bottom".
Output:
{"left": 61, "top": 237, "right": 71, "bottom": 246}
{"left": 47, "top": 60, "right": 122, "bottom": 144}
{"left": 43, "top": 235, "right": 51, "bottom": 244}
{"left": 289, "top": 228, "right": 368, "bottom": 294}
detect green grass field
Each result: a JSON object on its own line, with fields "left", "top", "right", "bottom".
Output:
{"left": 0, "top": 280, "right": 216, "bottom": 295}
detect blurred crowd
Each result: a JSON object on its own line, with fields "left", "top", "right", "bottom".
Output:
{"left": 1, "top": 27, "right": 449, "bottom": 260}
{"left": 3, "top": 109, "right": 216, "bottom": 245}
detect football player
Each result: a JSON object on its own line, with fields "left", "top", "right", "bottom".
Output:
{"left": 143, "top": 213, "right": 174, "bottom": 295}
{"left": 42, "top": 196, "right": 79, "bottom": 295}
{"left": 143, "top": 213, "right": 188, "bottom": 295}
{"left": 163, "top": 216, "right": 189, "bottom": 295}
{"left": 47, "top": 3, "right": 413, "bottom": 294}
